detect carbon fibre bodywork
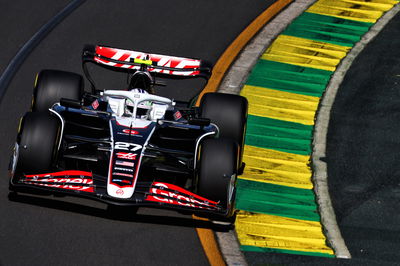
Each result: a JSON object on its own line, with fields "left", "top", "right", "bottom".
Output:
{"left": 9, "top": 94, "right": 234, "bottom": 215}
{"left": 9, "top": 44, "right": 240, "bottom": 218}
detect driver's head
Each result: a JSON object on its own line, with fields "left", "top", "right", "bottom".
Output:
{"left": 124, "top": 90, "right": 152, "bottom": 118}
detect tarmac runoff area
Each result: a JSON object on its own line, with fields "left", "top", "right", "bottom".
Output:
{"left": 216, "top": 1, "right": 400, "bottom": 264}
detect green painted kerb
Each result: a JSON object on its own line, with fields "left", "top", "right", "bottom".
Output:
{"left": 283, "top": 12, "right": 373, "bottom": 47}
{"left": 236, "top": 179, "right": 320, "bottom": 221}
{"left": 241, "top": 245, "right": 335, "bottom": 258}
{"left": 245, "top": 115, "right": 313, "bottom": 155}
{"left": 246, "top": 60, "right": 332, "bottom": 97}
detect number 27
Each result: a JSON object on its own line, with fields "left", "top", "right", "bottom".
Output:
{"left": 114, "top": 142, "right": 142, "bottom": 151}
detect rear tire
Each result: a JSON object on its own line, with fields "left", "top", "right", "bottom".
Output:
{"left": 200, "top": 93, "right": 247, "bottom": 170}
{"left": 32, "top": 69, "right": 83, "bottom": 112}
{"left": 197, "top": 138, "right": 238, "bottom": 216}
{"left": 16, "top": 112, "right": 61, "bottom": 174}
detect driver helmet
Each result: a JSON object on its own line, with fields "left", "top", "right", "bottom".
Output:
{"left": 125, "top": 89, "right": 152, "bottom": 118}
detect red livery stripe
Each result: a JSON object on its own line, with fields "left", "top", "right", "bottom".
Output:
{"left": 24, "top": 170, "right": 92, "bottom": 178}
{"left": 146, "top": 182, "right": 219, "bottom": 210}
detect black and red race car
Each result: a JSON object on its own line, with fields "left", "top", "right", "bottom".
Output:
{"left": 9, "top": 45, "right": 248, "bottom": 218}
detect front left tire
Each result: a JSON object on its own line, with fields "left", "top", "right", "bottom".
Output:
{"left": 200, "top": 93, "right": 248, "bottom": 172}
{"left": 197, "top": 138, "right": 238, "bottom": 216}
{"left": 32, "top": 69, "right": 83, "bottom": 112}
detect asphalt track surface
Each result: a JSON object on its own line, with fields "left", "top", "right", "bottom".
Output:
{"left": 0, "top": 1, "right": 276, "bottom": 265}
{"left": 327, "top": 11, "right": 400, "bottom": 265}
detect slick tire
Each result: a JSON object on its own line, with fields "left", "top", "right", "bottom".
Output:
{"left": 199, "top": 93, "right": 247, "bottom": 169}
{"left": 32, "top": 69, "right": 83, "bottom": 112}
{"left": 16, "top": 112, "right": 61, "bottom": 174}
{"left": 197, "top": 138, "right": 238, "bottom": 214}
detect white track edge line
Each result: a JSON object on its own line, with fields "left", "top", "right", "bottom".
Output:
{"left": 312, "top": 3, "right": 400, "bottom": 259}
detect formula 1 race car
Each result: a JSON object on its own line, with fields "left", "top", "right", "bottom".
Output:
{"left": 9, "top": 45, "right": 248, "bottom": 218}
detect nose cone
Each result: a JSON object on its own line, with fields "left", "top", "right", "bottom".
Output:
{"left": 107, "top": 183, "right": 134, "bottom": 199}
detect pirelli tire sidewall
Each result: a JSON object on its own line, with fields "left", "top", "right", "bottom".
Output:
{"left": 199, "top": 92, "right": 248, "bottom": 169}
{"left": 197, "top": 138, "right": 238, "bottom": 216}
{"left": 32, "top": 69, "right": 83, "bottom": 112}
{"left": 16, "top": 111, "right": 61, "bottom": 175}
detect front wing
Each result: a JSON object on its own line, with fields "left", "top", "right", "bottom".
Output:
{"left": 10, "top": 170, "right": 226, "bottom": 215}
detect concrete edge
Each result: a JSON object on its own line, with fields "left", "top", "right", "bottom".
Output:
{"left": 215, "top": 1, "right": 317, "bottom": 265}
{"left": 218, "top": 0, "right": 316, "bottom": 95}
{"left": 312, "top": 3, "right": 400, "bottom": 259}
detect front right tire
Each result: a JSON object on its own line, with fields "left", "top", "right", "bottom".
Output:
{"left": 15, "top": 112, "right": 61, "bottom": 175}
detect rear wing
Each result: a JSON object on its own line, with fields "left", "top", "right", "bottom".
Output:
{"left": 82, "top": 45, "right": 212, "bottom": 79}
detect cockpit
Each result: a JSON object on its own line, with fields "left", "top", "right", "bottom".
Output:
{"left": 102, "top": 89, "right": 173, "bottom": 122}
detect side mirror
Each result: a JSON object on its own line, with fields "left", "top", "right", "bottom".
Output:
{"left": 60, "top": 98, "right": 82, "bottom": 109}
{"left": 188, "top": 117, "right": 210, "bottom": 127}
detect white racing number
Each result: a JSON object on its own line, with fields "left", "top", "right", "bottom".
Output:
{"left": 114, "top": 142, "right": 142, "bottom": 152}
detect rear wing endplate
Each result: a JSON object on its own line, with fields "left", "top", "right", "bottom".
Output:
{"left": 82, "top": 44, "right": 212, "bottom": 79}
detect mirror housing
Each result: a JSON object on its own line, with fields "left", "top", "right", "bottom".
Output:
{"left": 60, "top": 98, "right": 82, "bottom": 109}
{"left": 188, "top": 117, "right": 210, "bottom": 127}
